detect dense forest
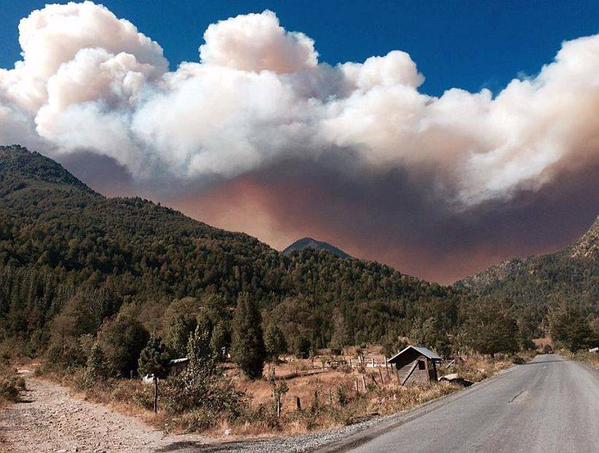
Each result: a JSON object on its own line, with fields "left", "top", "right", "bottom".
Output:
{"left": 1, "top": 145, "right": 597, "bottom": 376}
{"left": 0, "top": 146, "right": 461, "bottom": 360}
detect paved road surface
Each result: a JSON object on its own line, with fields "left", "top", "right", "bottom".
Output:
{"left": 327, "top": 355, "right": 599, "bottom": 453}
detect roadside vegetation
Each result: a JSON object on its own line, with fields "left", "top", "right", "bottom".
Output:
{"left": 0, "top": 365, "right": 25, "bottom": 407}
{"left": 36, "top": 342, "right": 522, "bottom": 437}
{"left": 566, "top": 350, "right": 599, "bottom": 369}
{"left": 29, "top": 290, "right": 532, "bottom": 438}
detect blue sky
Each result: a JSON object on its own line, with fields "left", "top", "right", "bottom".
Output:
{"left": 1, "top": 0, "right": 599, "bottom": 96}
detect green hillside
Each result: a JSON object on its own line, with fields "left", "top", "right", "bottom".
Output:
{"left": 459, "top": 217, "right": 599, "bottom": 309}
{"left": 0, "top": 145, "right": 457, "bottom": 358}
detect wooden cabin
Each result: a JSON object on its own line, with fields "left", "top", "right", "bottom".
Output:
{"left": 387, "top": 345, "right": 441, "bottom": 385}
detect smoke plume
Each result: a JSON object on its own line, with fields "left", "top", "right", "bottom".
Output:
{"left": 3, "top": 2, "right": 599, "bottom": 282}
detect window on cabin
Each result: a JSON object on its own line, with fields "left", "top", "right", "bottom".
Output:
{"left": 418, "top": 360, "right": 426, "bottom": 370}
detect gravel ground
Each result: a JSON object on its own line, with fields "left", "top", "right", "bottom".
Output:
{"left": 0, "top": 370, "right": 209, "bottom": 453}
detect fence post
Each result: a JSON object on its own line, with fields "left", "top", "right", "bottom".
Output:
{"left": 153, "top": 377, "right": 159, "bottom": 413}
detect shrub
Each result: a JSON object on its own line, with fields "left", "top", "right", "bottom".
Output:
{"left": 162, "top": 327, "right": 246, "bottom": 419}
{"left": 511, "top": 355, "right": 525, "bottom": 365}
{"left": 85, "top": 342, "right": 108, "bottom": 383}
{"left": 336, "top": 386, "right": 351, "bottom": 407}
{"left": 0, "top": 366, "right": 25, "bottom": 403}
{"left": 45, "top": 340, "right": 86, "bottom": 369}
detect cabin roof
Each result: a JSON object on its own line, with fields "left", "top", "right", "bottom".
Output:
{"left": 387, "top": 345, "right": 441, "bottom": 363}
{"left": 169, "top": 357, "right": 189, "bottom": 365}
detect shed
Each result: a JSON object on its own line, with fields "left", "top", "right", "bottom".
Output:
{"left": 387, "top": 345, "right": 441, "bottom": 385}
{"left": 169, "top": 357, "right": 189, "bottom": 375}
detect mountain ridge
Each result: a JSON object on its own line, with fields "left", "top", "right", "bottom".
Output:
{"left": 0, "top": 145, "right": 453, "bottom": 356}
{"left": 459, "top": 214, "right": 599, "bottom": 310}
{"left": 283, "top": 237, "right": 352, "bottom": 260}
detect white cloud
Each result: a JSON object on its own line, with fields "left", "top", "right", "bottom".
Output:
{"left": 2, "top": 2, "right": 599, "bottom": 206}
{"left": 199, "top": 10, "right": 318, "bottom": 74}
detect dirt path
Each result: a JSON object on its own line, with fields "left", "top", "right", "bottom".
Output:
{"left": 0, "top": 370, "right": 209, "bottom": 453}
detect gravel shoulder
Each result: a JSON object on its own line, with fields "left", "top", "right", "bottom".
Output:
{"left": 0, "top": 370, "right": 209, "bottom": 453}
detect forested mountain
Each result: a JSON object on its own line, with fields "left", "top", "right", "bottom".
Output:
{"left": 460, "top": 216, "right": 599, "bottom": 311}
{"left": 0, "top": 145, "right": 460, "bottom": 358}
{"left": 283, "top": 237, "right": 352, "bottom": 259}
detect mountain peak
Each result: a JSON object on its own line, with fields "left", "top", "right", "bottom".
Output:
{"left": 0, "top": 145, "right": 89, "bottom": 191}
{"left": 283, "top": 237, "right": 352, "bottom": 259}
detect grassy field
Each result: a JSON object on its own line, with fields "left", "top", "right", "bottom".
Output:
{"left": 35, "top": 347, "right": 522, "bottom": 439}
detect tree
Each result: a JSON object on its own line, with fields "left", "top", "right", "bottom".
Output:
{"left": 161, "top": 326, "right": 244, "bottom": 420}
{"left": 409, "top": 317, "right": 451, "bottom": 358}
{"left": 162, "top": 326, "right": 216, "bottom": 412}
{"left": 268, "top": 368, "right": 289, "bottom": 417}
{"left": 264, "top": 324, "right": 286, "bottom": 360}
{"left": 463, "top": 301, "right": 519, "bottom": 356}
{"left": 231, "top": 293, "right": 266, "bottom": 379}
{"left": 186, "top": 325, "right": 217, "bottom": 377}
{"left": 162, "top": 297, "right": 202, "bottom": 356}
{"left": 85, "top": 342, "right": 108, "bottom": 382}
{"left": 98, "top": 314, "right": 149, "bottom": 377}
{"left": 549, "top": 304, "right": 595, "bottom": 351}
{"left": 329, "top": 309, "right": 351, "bottom": 353}
{"left": 138, "top": 336, "right": 170, "bottom": 378}
{"left": 210, "top": 321, "right": 231, "bottom": 360}
{"left": 138, "top": 336, "right": 171, "bottom": 413}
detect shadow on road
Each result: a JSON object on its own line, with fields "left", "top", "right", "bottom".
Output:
{"left": 518, "top": 359, "right": 564, "bottom": 366}
{"left": 156, "top": 440, "right": 270, "bottom": 452}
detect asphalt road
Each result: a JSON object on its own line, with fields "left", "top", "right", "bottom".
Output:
{"left": 328, "top": 354, "right": 599, "bottom": 453}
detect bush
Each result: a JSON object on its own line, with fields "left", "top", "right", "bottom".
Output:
{"left": 45, "top": 340, "right": 86, "bottom": 369}
{"left": 0, "top": 366, "right": 26, "bottom": 403}
{"left": 511, "top": 355, "right": 525, "bottom": 365}
{"left": 336, "top": 386, "right": 351, "bottom": 407}
{"left": 85, "top": 342, "right": 108, "bottom": 383}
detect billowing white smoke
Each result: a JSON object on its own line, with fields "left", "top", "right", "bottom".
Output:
{"left": 2, "top": 1, "right": 599, "bottom": 204}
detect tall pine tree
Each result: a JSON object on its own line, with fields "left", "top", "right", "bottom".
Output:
{"left": 231, "top": 292, "right": 265, "bottom": 379}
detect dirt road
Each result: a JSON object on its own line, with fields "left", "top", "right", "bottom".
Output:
{"left": 0, "top": 371, "right": 207, "bottom": 453}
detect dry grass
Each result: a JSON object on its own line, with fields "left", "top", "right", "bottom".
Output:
{"left": 35, "top": 351, "right": 526, "bottom": 439}
{"left": 567, "top": 351, "right": 599, "bottom": 369}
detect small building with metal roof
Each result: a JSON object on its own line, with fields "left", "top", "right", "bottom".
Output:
{"left": 387, "top": 345, "right": 442, "bottom": 385}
